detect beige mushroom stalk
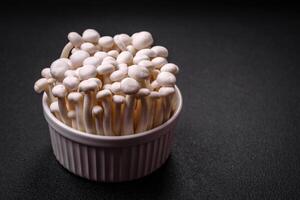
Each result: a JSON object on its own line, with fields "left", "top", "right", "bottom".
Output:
{"left": 135, "top": 88, "right": 150, "bottom": 133}
{"left": 68, "top": 92, "right": 85, "bottom": 132}
{"left": 34, "top": 78, "right": 54, "bottom": 103}
{"left": 120, "top": 77, "right": 141, "bottom": 135}
{"left": 112, "top": 95, "right": 125, "bottom": 136}
{"left": 159, "top": 87, "right": 175, "bottom": 122}
{"left": 92, "top": 105, "right": 104, "bottom": 135}
{"left": 96, "top": 89, "right": 113, "bottom": 136}
{"left": 50, "top": 101, "right": 62, "bottom": 121}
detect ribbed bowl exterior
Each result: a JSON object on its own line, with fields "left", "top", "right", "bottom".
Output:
{"left": 43, "top": 87, "right": 182, "bottom": 182}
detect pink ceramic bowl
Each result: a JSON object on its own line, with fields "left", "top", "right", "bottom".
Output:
{"left": 42, "top": 86, "right": 182, "bottom": 182}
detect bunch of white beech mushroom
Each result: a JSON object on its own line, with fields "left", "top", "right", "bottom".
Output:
{"left": 34, "top": 29, "right": 179, "bottom": 136}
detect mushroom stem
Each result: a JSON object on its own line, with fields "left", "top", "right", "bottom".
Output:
{"left": 82, "top": 91, "right": 96, "bottom": 133}
{"left": 123, "top": 94, "right": 136, "bottom": 135}
{"left": 96, "top": 90, "right": 113, "bottom": 136}
{"left": 60, "top": 42, "right": 74, "bottom": 58}
{"left": 135, "top": 96, "right": 150, "bottom": 133}
{"left": 50, "top": 101, "right": 62, "bottom": 121}
{"left": 153, "top": 98, "right": 164, "bottom": 127}
{"left": 92, "top": 106, "right": 104, "bottom": 135}
{"left": 57, "top": 97, "right": 72, "bottom": 126}
{"left": 112, "top": 95, "right": 125, "bottom": 136}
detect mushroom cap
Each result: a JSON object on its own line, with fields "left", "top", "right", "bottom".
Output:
{"left": 52, "top": 84, "right": 67, "bottom": 98}
{"left": 160, "top": 63, "right": 179, "bottom": 74}
{"left": 107, "top": 50, "right": 119, "bottom": 58}
{"left": 126, "top": 45, "right": 137, "bottom": 55}
{"left": 96, "top": 89, "right": 112, "bottom": 100}
{"left": 132, "top": 31, "right": 153, "bottom": 50}
{"left": 135, "top": 48, "right": 156, "bottom": 58}
{"left": 128, "top": 65, "right": 149, "bottom": 80}
{"left": 152, "top": 57, "right": 168, "bottom": 69}
{"left": 150, "top": 80, "right": 160, "bottom": 90}
{"left": 71, "top": 48, "right": 80, "bottom": 54}
{"left": 156, "top": 71, "right": 176, "bottom": 87}
{"left": 149, "top": 91, "right": 161, "bottom": 99}
{"left": 92, "top": 105, "right": 103, "bottom": 116}
{"left": 47, "top": 78, "right": 56, "bottom": 84}
{"left": 83, "top": 56, "right": 101, "bottom": 66}
{"left": 41, "top": 68, "right": 52, "bottom": 78}
{"left": 118, "top": 63, "right": 128, "bottom": 73}
{"left": 113, "top": 95, "right": 125, "bottom": 104}
{"left": 133, "top": 54, "right": 149, "bottom": 64}
{"left": 68, "top": 92, "right": 83, "bottom": 102}
{"left": 89, "top": 78, "right": 102, "bottom": 88}
{"left": 102, "top": 56, "right": 118, "bottom": 66}
{"left": 136, "top": 88, "right": 150, "bottom": 97}
{"left": 50, "top": 59, "right": 69, "bottom": 81}
{"left": 151, "top": 46, "right": 168, "bottom": 57}
{"left": 138, "top": 60, "right": 155, "bottom": 70}
{"left": 117, "top": 51, "right": 133, "bottom": 64}
{"left": 70, "top": 50, "right": 90, "bottom": 68}
{"left": 110, "top": 82, "right": 122, "bottom": 94}
{"left": 159, "top": 86, "right": 175, "bottom": 96}
{"left": 78, "top": 79, "right": 99, "bottom": 92}
{"left": 120, "top": 77, "right": 141, "bottom": 94}
{"left": 114, "top": 34, "right": 132, "bottom": 51}
{"left": 64, "top": 69, "right": 78, "bottom": 77}
{"left": 50, "top": 101, "right": 59, "bottom": 112}
{"left": 78, "top": 65, "right": 97, "bottom": 80}
{"left": 110, "top": 70, "right": 127, "bottom": 82}
{"left": 103, "top": 83, "right": 112, "bottom": 90}
{"left": 98, "top": 36, "right": 114, "bottom": 49}
{"left": 63, "top": 76, "right": 80, "bottom": 91}
{"left": 80, "top": 42, "right": 97, "bottom": 54}
{"left": 94, "top": 51, "right": 108, "bottom": 62}
{"left": 68, "top": 32, "right": 83, "bottom": 47}
{"left": 97, "top": 63, "right": 115, "bottom": 75}
{"left": 34, "top": 78, "right": 48, "bottom": 93}
{"left": 82, "top": 29, "right": 100, "bottom": 43}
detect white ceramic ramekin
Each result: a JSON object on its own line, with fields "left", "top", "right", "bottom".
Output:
{"left": 42, "top": 86, "right": 182, "bottom": 182}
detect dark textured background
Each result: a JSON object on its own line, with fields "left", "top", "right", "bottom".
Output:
{"left": 0, "top": 2, "right": 300, "bottom": 199}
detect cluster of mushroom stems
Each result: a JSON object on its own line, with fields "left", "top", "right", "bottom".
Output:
{"left": 34, "top": 29, "right": 179, "bottom": 136}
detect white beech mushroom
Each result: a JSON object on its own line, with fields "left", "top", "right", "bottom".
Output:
{"left": 107, "top": 50, "right": 119, "bottom": 58}
{"left": 126, "top": 45, "right": 137, "bottom": 55}
{"left": 135, "top": 88, "right": 150, "bottom": 133}
{"left": 67, "top": 110, "right": 77, "bottom": 129}
{"left": 60, "top": 42, "right": 73, "bottom": 58}
{"left": 131, "top": 31, "right": 153, "bottom": 50}
{"left": 96, "top": 89, "right": 113, "bottom": 136}
{"left": 138, "top": 60, "right": 155, "bottom": 81}
{"left": 147, "top": 91, "right": 161, "bottom": 129}
{"left": 69, "top": 50, "right": 90, "bottom": 69}
{"left": 128, "top": 65, "right": 150, "bottom": 88}
{"left": 78, "top": 79, "right": 99, "bottom": 134}
{"left": 50, "top": 59, "right": 69, "bottom": 82}
{"left": 159, "top": 87, "right": 175, "bottom": 122}
{"left": 40, "top": 68, "right": 55, "bottom": 101}
{"left": 64, "top": 69, "right": 78, "bottom": 77}
{"left": 102, "top": 56, "right": 118, "bottom": 67}
{"left": 83, "top": 56, "right": 101, "bottom": 66}
{"left": 110, "top": 82, "right": 123, "bottom": 95}
{"left": 80, "top": 42, "right": 97, "bottom": 54}
{"left": 114, "top": 33, "right": 132, "bottom": 51}
{"left": 98, "top": 36, "right": 114, "bottom": 50}
{"left": 120, "top": 77, "right": 141, "bottom": 135}
{"left": 41, "top": 68, "right": 52, "bottom": 79}
{"left": 82, "top": 29, "right": 100, "bottom": 43}
{"left": 52, "top": 84, "right": 72, "bottom": 126}
{"left": 160, "top": 63, "right": 179, "bottom": 74}
{"left": 68, "top": 32, "right": 83, "bottom": 47}
{"left": 118, "top": 63, "right": 128, "bottom": 73}
{"left": 152, "top": 57, "right": 168, "bottom": 69}
{"left": 94, "top": 51, "right": 108, "bottom": 63}
{"left": 110, "top": 70, "right": 127, "bottom": 82}
{"left": 151, "top": 46, "right": 168, "bottom": 57}
{"left": 68, "top": 92, "right": 85, "bottom": 131}
{"left": 135, "top": 48, "right": 156, "bottom": 58}
{"left": 133, "top": 54, "right": 149, "bottom": 65}
{"left": 156, "top": 71, "right": 176, "bottom": 87}
{"left": 97, "top": 63, "right": 115, "bottom": 84}
{"left": 78, "top": 65, "right": 97, "bottom": 80}
{"left": 34, "top": 78, "right": 54, "bottom": 102}
{"left": 112, "top": 95, "right": 125, "bottom": 136}
{"left": 92, "top": 105, "right": 104, "bottom": 135}
{"left": 116, "top": 51, "right": 133, "bottom": 65}
{"left": 50, "top": 101, "right": 62, "bottom": 121}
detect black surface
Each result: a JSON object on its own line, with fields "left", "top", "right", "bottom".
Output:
{"left": 0, "top": 3, "right": 300, "bottom": 200}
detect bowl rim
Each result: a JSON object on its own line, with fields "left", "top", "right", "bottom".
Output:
{"left": 43, "top": 86, "right": 182, "bottom": 143}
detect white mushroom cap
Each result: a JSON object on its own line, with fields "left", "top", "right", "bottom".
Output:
{"left": 64, "top": 70, "right": 78, "bottom": 77}
{"left": 71, "top": 48, "right": 80, "bottom": 54}
{"left": 160, "top": 63, "right": 179, "bottom": 74}
{"left": 156, "top": 71, "right": 176, "bottom": 87}
{"left": 102, "top": 56, "right": 118, "bottom": 66}
{"left": 118, "top": 63, "right": 128, "bottom": 73}
{"left": 68, "top": 32, "right": 83, "bottom": 47}
{"left": 80, "top": 42, "right": 97, "bottom": 54}
{"left": 110, "top": 70, "right": 127, "bottom": 82}
{"left": 41, "top": 68, "right": 52, "bottom": 78}
{"left": 79, "top": 79, "right": 99, "bottom": 92}
{"left": 89, "top": 77, "right": 102, "bottom": 88}
{"left": 34, "top": 78, "right": 48, "bottom": 93}
{"left": 78, "top": 65, "right": 97, "bottom": 80}
{"left": 120, "top": 77, "right": 141, "bottom": 94}
{"left": 52, "top": 84, "right": 67, "bottom": 98}
{"left": 149, "top": 91, "right": 161, "bottom": 99}
{"left": 68, "top": 92, "right": 83, "bottom": 103}
{"left": 70, "top": 50, "right": 90, "bottom": 69}
{"left": 92, "top": 105, "right": 103, "bottom": 117}
{"left": 107, "top": 50, "right": 119, "bottom": 58}
{"left": 63, "top": 76, "right": 80, "bottom": 91}
{"left": 117, "top": 51, "right": 133, "bottom": 64}
{"left": 133, "top": 54, "right": 149, "bottom": 64}
{"left": 151, "top": 46, "right": 168, "bottom": 57}
{"left": 136, "top": 88, "right": 150, "bottom": 97}
{"left": 159, "top": 86, "right": 175, "bottom": 96}
{"left": 97, "top": 63, "right": 115, "bottom": 75}
{"left": 113, "top": 95, "right": 125, "bottom": 104}
{"left": 50, "top": 101, "right": 60, "bottom": 113}
{"left": 96, "top": 89, "right": 112, "bottom": 99}
{"left": 50, "top": 59, "right": 69, "bottom": 82}
{"left": 151, "top": 80, "right": 160, "bottom": 90}
{"left": 103, "top": 83, "right": 112, "bottom": 90}
{"left": 110, "top": 82, "right": 122, "bottom": 94}
{"left": 138, "top": 60, "right": 155, "bottom": 70}
{"left": 114, "top": 34, "right": 132, "bottom": 51}
{"left": 132, "top": 31, "right": 153, "bottom": 50}
{"left": 83, "top": 56, "right": 101, "bottom": 66}
{"left": 47, "top": 78, "right": 56, "bottom": 85}
{"left": 94, "top": 51, "right": 108, "bottom": 62}
{"left": 152, "top": 57, "right": 168, "bottom": 69}
{"left": 135, "top": 49, "right": 156, "bottom": 58}
{"left": 82, "top": 29, "right": 100, "bottom": 43}
{"left": 128, "top": 65, "right": 149, "bottom": 81}
{"left": 98, "top": 36, "right": 114, "bottom": 49}
{"left": 126, "top": 45, "right": 137, "bottom": 55}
